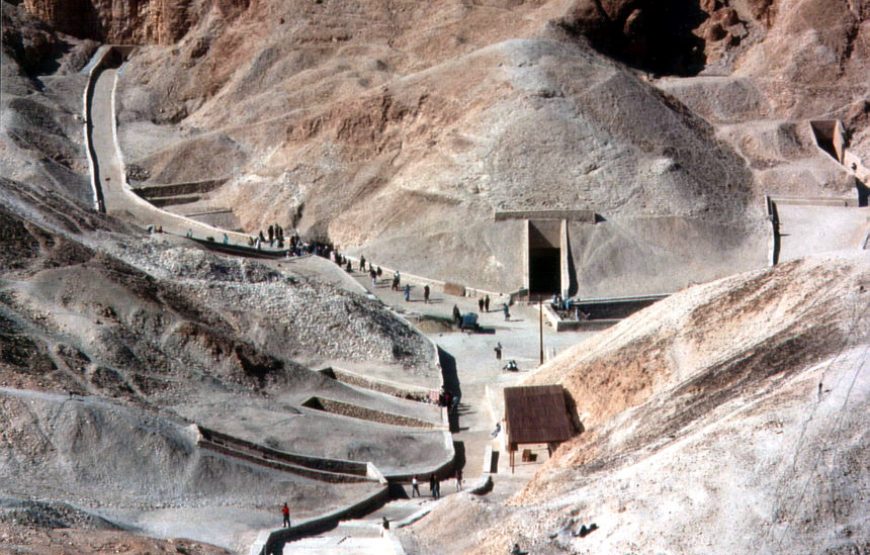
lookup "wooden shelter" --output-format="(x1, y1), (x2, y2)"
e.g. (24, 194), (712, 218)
(503, 385), (575, 472)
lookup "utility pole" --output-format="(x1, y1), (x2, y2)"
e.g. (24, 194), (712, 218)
(539, 297), (544, 365)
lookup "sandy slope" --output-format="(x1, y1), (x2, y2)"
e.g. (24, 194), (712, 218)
(404, 252), (869, 554)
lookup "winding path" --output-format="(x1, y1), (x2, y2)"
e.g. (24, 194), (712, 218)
(84, 50), (595, 555)
(88, 65), (264, 246)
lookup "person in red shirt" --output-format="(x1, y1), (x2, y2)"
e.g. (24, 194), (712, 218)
(282, 502), (290, 527)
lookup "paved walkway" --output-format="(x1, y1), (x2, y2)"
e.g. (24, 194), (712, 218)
(345, 270), (595, 480)
(89, 67), (275, 248)
(275, 269), (595, 554)
(88, 54), (597, 555)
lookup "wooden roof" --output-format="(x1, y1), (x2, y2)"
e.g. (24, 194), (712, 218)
(504, 385), (574, 446)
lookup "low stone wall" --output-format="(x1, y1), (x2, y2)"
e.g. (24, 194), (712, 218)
(250, 486), (392, 555)
(302, 396), (439, 429)
(201, 440), (370, 483)
(320, 367), (433, 403)
(184, 209), (240, 230)
(197, 425), (372, 478)
(341, 254), (509, 301)
(149, 195), (200, 207)
(768, 195), (856, 207)
(765, 195), (780, 266)
(539, 295), (666, 331)
(494, 209), (597, 222)
(189, 237), (289, 259)
(81, 45), (116, 212)
(133, 177), (228, 198)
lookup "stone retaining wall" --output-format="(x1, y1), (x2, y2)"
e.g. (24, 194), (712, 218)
(197, 425), (372, 477)
(301, 396), (439, 429)
(81, 45), (116, 212)
(133, 177), (228, 198)
(250, 486), (392, 555)
(201, 440), (370, 483)
(320, 367), (433, 403)
(494, 209), (597, 222)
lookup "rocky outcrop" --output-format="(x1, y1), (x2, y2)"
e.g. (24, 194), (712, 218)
(561, 0), (776, 75)
(21, 0), (248, 44)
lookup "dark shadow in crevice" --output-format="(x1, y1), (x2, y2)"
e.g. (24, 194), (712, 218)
(562, 0), (710, 77)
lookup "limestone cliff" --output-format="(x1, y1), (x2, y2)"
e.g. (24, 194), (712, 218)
(21, 0), (248, 44)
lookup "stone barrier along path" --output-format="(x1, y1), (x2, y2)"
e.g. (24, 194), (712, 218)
(85, 57), (264, 247)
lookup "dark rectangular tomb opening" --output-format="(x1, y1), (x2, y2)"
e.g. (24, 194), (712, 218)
(527, 221), (562, 296)
(529, 248), (560, 295)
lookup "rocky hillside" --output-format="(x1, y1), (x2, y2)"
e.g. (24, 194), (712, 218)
(17, 0), (862, 294)
(406, 252), (869, 554)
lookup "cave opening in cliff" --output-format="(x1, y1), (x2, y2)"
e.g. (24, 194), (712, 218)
(588, 0), (710, 77)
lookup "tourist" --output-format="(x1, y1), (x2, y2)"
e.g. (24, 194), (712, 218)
(360, 255), (366, 271)
(376, 266), (383, 277)
(502, 302), (510, 321)
(411, 475), (421, 498)
(429, 474), (437, 498)
(268, 225), (274, 245)
(423, 284), (430, 304)
(455, 468), (463, 491)
(404, 284), (411, 302)
(370, 268), (378, 287)
(453, 304), (461, 325)
(282, 502), (290, 527)
(494, 342), (502, 360)
(478, 298), (485, 312)
(484, 295), (490, 312)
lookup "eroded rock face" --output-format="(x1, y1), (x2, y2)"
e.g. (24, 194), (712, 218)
(562, 0), (777, 75)
(21, 0), (249, 44)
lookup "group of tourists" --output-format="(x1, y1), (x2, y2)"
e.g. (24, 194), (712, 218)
(248, 223), (294, 250)
(409, 468), (463, 499)
(476, 295), (492, 313)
